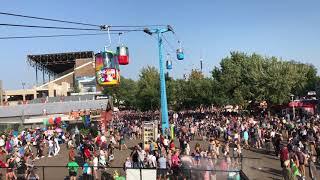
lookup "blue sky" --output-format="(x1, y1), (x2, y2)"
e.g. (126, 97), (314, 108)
(1, 0), (320, 89)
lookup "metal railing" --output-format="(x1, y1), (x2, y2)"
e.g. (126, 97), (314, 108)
(0, 165), (247, 180)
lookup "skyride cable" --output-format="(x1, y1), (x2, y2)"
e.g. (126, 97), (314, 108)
(0, 11), (167, 29)
(0, 32), (127, 40)
(0, 11), (101, 27)
(0, 23), (144, 31)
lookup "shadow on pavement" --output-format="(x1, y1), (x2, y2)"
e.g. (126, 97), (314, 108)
(250, 166), (282, 178)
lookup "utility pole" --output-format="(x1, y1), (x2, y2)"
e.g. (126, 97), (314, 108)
(200, 58), (203, 72)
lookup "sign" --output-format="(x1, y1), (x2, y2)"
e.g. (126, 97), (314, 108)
(143, 121), (158, 149)
(95, 95), (109, 100)
(96, 68), (120, 86)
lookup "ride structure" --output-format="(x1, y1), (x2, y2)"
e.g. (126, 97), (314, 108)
(96, 25), (184, 135)
(143, 26), (183, 134)
(0, 11), (184, 135)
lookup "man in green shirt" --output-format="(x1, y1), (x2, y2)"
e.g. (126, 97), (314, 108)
(67, 161), (79, 180)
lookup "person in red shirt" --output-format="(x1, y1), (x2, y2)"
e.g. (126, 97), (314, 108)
(280, 145), (289, 168)
(169, 140), (175, 151)
(171, 150), (181, 179)
(84, 146), (91, 161)
(69, 146), (75, 161)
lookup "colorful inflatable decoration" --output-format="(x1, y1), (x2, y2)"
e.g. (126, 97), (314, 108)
(43, 119), (49, 126)
(55, 128), (63, 133)
(95, 49), (120, 86)
(48, 117), (54, 125)
(55, 117), (62, 125)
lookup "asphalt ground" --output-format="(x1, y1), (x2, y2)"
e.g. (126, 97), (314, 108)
(27, 136), (319, 180)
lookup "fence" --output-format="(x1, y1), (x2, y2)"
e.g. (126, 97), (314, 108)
(0, 166), (247, 180)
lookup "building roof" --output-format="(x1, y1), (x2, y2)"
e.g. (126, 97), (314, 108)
(0, 99), (108, 118)
(27, 51), (94, 74)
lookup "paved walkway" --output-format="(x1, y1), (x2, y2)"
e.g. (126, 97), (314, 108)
(33, 138), (318, 179)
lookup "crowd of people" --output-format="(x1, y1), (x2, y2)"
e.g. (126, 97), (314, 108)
(0, 109), (318, 180)
(0, 126), (65, 180)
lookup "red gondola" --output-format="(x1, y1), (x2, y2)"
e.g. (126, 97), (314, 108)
(117, 45), (129, 65)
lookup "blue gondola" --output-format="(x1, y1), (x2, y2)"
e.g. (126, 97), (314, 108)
(166, 60), (172, 70)
(176, 48), (184, 60)
(176, 41), (184, 60)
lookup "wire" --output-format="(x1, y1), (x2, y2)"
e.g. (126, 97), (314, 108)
(0, 32), (124, 40)
(0, 23), (101, 31)
(0, 11), (100, 27)
(0, 23), (145, 31)
(162, 35), (176, 53)
(0, 11), (167, 29)
(111, 25), (167, 28)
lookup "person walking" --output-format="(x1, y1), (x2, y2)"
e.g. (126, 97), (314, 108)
(67, 160), (79, 180)
(48, 137), (54, 157)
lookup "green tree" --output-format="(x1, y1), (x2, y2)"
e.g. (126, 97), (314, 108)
(212, 52), (317, 107)
(136, 66), (160, 111)
(103, 76), (138, 108)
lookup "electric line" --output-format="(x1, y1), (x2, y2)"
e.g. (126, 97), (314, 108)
(0, 11), (101, 27)
(0, 32), (126, 40)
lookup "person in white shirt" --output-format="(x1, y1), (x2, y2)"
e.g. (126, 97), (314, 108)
(147, 154), (157, 168)
(163, 138), (169, 150)
(93, 153), (98, 178)
(185, 143), (190, 156)
(138, 148), (146, 168)
(54, 136), (60, 156)
(124, 157), (132, 170)
(48, 138), (54, 157)
(101, 135), (106, 143)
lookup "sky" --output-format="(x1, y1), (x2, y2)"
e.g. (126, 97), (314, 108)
(1, 0), (320, 89)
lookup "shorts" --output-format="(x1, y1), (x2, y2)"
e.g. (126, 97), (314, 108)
(157, 169), (167, 176)
(69, 171), (77, 177)
(172, 167), (180, 175)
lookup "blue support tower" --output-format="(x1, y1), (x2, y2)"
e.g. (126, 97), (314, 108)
(145, 27), (171, 135)
(157, 29), (169, 135)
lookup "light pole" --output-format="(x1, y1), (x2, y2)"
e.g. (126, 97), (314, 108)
(144, 26), (173, 135)
(290, 94), (295, 119)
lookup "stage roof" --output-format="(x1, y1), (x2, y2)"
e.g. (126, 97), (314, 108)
(27, 51), (94, 74)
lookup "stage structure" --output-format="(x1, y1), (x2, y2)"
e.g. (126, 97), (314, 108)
(27, 51), (94, 85)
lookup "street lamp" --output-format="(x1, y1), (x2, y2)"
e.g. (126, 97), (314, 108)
(290, 94), (295, 119)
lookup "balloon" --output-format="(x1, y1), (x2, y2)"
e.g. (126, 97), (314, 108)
(43, 119), (49, 126)
(55, 117), (62, 124)
(48, 117), (54, 125)
(55, 128), (62, 133)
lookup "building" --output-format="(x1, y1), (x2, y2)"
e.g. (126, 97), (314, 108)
(1, 51), (103, 105)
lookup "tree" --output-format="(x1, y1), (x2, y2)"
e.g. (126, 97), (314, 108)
(212, 52), (318, 107)
(103, 76), (138, 108)
(136, 66), (160, 111)
(173, 70), (213, 110)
